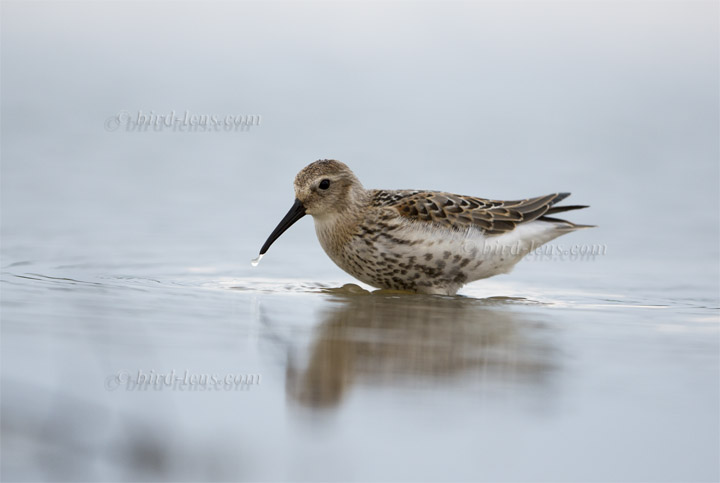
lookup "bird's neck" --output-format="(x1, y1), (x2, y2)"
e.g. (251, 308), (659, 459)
(313, 188), (371, 258)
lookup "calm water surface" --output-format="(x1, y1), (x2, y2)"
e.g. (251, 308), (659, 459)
(2, 244), (718, 481)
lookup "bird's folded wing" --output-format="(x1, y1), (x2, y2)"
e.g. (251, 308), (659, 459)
(373, 190), (575, 235)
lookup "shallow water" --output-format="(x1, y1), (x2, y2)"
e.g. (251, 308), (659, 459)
(2, 2), (719, 482)
(2, 250), (718, 481)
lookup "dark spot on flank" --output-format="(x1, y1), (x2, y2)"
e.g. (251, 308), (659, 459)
(424, 253), (433, 261)
(460, 258), (470, 268)
(443, 251), (451, 260)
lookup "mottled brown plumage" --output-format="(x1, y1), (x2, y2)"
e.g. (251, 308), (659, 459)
(373, 190), (588, 234)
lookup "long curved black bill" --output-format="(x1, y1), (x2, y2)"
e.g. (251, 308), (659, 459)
(258, 198), (307, 255)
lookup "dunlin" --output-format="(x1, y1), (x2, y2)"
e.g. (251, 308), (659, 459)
(255, 159), (592, 295)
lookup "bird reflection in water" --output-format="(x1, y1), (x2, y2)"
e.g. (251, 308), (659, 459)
(270, 286), (557, 409)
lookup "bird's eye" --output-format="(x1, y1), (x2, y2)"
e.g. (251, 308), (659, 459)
(319, 179), (330, 190)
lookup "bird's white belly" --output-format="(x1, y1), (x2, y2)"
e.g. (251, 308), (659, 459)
(367, 221), (567, 284)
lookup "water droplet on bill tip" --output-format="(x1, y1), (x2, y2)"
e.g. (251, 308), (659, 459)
(250, 254), (264, 267)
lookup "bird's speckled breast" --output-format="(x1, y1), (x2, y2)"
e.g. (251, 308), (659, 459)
(315, 212), (478, 295)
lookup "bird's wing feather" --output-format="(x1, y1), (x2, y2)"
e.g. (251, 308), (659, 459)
(371, 190), (577, 235)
